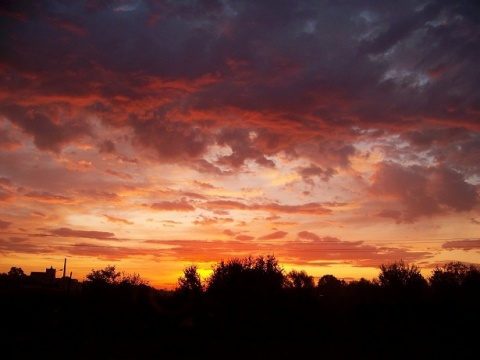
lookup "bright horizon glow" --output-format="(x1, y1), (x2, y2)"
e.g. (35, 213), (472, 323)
(1, 1), (479, 290)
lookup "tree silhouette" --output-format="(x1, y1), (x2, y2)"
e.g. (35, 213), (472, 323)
(317, 274), (346, 297)
(119, 271), (149, 286)
(285, 270), (315, 290)
(176, 265), (203, 296)
(0, 267), (28, 289)
(85, 265), (121, 285)
(204, 255), (286, 343)
(378, 259), (427, 294)
(2, 257), (480, 358)
(206, 254), (285, 297)
(430, 262), (480, 300)
(429, 261), (478, 287)
(429, 261), (471, 291)
(463, 264), (480, 292)
(345, 277), (379, 302)
(7, 267), (26, 278)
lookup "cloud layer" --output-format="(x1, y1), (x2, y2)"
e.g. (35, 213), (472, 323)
(0, 0), (479, 288)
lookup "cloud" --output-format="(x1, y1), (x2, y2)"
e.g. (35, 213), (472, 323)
(369, 162), (479, 222)
(105, 169), (133, 180)
(442, 239), (480, 251)
(1, 1), (478, 173)
(30, 211), (48, 218)
(139, 231), (432, 269)
(131, 118), (213, 163)
(0, 105), (92, 153)
(298, 163), (337, 185)
(0, 122), (22, 150)
(202, 200), (331, 215)
(143, 239), (262, 263)
(0, 186), (14, 201)
(236, 235), (255, 241)
(24, 191), (75, 204)
(192, 216), (233, 226)
(150, 199), (196, 212)
(78, 190), (121, 202)
(49, 227), (117, 240)
(258, 231), (288, 241)
(257, 202), (331, 215)
(103, 214), (134, 225)
(283, 232), (432, 267)
(46, 15), (88, 36)
(429, 166), (478, 211)
(297, 231), (321, 242)
(223, 229), (236, 237)
(98, 140), (116, 154)
(0, 220), (12, 229)
(0, 237), (56, 255)
(113, 0), (142, 13)
(58, 242), (163, 262)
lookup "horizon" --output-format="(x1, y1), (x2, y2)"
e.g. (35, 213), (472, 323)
(1, 1), (479, 290)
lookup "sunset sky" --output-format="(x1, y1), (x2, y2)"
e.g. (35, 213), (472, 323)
(1, 0), (479, 289)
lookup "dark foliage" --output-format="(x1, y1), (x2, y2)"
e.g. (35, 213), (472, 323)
(1, 258), (479, 359)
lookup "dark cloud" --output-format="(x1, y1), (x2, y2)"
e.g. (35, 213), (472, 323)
(0, 0), (478, 170)
(150, 199), (196, 212)
(0, 123), (22, 150)
(98, 139), (116, 154)
(131, 117), (213, 163)
(202, 200), (331, 215)
(429, 166), (478, 212)
(0, 220), (12, 229)
(236, 234), (255, 241)
(0, 105), (91, 153)
(78, 189), (121, 202)
(49, 227), (117, 240)
(24, 191), (74, 203)
(258, 231), (288, 241)
(216, 127), (275, 169)
(443, 239), (480, 251)
(105, 169), (133, 180)
(298, 163), (337, 185)
(370, 162), (479, 223)
(0, 186), (14, 201)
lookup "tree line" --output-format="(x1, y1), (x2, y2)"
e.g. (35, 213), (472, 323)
(175, 255), (480, 297)
(3, 255), (479, 295)
(1, 256), (479, 359)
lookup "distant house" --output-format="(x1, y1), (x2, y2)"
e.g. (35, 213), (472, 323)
(30, 266), (57, 286)
(29, 265), (81, 293)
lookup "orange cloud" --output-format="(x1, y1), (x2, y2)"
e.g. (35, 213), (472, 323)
(49, 227), (117, 241)
(150, 199), (196, 212)
(103, 214), (134, 225)
(442, 239), (480, 251)
(24, 191), (75, 204)
(0, 220), (12, 229)
(258, 231), (288, 240)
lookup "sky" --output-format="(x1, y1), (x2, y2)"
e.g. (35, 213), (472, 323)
(0, 0), (479, 289)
